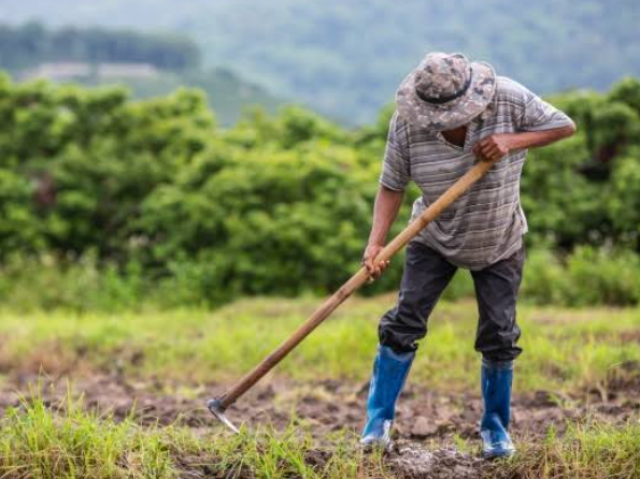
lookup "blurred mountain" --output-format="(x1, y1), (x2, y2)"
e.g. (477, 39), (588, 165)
(86, 68), (283, 126)
(0, 22), (283, 125)
(2, 0), (639, 123)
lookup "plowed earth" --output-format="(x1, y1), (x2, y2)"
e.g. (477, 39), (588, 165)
(1, 362), (639, 479)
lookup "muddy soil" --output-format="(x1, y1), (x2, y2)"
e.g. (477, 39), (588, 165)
(0, 366), (638, 479)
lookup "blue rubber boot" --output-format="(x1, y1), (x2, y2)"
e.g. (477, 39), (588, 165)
(480, 359), (516, 459)
(361, 345), (415, 448)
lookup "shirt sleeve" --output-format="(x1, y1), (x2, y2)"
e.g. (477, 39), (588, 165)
(379, 112), (411, 191)
(517, 85), (575, 132)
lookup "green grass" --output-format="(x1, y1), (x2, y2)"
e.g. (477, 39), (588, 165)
(0, 393), (179, 478)
(0, 388), (383, 479)
(502, 422), (640, 479)
(0, 297), (639, 393)
(212, 427), (385, 479)
(1, 389), (640, 479)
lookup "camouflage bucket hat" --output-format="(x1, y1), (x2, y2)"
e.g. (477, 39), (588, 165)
(396, 52), (497, 131)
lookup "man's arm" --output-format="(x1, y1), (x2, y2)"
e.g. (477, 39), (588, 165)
(473, 125), (576, 162)
(362, 185), (405, 278)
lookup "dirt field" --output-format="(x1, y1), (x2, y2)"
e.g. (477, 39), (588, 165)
(0, 301), (639, 478)
(2, 363), (638, 479)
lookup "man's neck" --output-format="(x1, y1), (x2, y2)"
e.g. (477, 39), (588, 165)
(441, 126), (467, 148)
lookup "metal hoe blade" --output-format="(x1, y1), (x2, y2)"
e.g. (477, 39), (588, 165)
(207, 398), (240, 434)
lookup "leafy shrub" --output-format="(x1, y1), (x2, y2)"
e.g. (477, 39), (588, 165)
(0, 75), (640, 308)
(0, 254), (147, 312)
(522, 247), (640, 306)
(564, 246), (640, 306)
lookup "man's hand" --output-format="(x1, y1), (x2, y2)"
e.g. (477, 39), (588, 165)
(364, 185), (404, 282)
(362, 243), (390, 281)
(473, 125), (576, 162)
(473, 134), (516, 162)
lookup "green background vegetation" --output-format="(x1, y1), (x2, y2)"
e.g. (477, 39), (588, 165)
(1, 75), (640, 309)
(2, 0), (639, 122)
(0, 22), (284, 125)
(77, 66), (283, 126)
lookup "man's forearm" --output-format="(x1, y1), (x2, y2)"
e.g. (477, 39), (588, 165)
(474, 124), (576, 161)
(510, 125), (576, 150)
(368, 185), (405, 246)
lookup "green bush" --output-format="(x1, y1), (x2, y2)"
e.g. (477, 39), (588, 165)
(3, 246), (639, 311)
(522, 247), (640, 306)
(1, 74), (640, 308)
(564, 246), (640, 306)
(520, 248), (572, 305)
(0, 254), (142, 312)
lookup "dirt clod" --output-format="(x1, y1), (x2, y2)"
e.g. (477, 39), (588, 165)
(389, 445), (484, 479)
(411, 416), (438, 438)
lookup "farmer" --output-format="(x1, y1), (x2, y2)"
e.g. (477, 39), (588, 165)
(361, 52), (576, 458)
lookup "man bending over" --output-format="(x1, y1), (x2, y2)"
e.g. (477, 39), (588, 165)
(361, 52), (575, 458)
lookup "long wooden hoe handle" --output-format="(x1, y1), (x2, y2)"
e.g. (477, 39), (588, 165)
(215, 157), (498, 411)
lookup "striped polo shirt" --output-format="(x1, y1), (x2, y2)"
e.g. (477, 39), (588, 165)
(380, 76), (575, 270)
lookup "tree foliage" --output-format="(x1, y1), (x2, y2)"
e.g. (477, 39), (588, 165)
(1, 74), (640, 305)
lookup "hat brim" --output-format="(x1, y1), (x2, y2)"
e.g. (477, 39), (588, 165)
(396, 61), (497, 131)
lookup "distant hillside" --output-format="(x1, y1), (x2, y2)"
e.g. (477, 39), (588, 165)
(0, 22), (199, 71)
(1, 0), (639, 124)
(0, 22), (284, 125)
(7, 64), (282, 126)
(81, 68), (284, 126)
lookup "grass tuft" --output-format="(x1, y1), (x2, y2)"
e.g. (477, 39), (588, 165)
(502, 422), (640, 479)
(0, 390), (177, 479)
(210, 423), (385, 479)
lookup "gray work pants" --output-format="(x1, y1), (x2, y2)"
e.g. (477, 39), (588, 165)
(379, 241), (525, 362)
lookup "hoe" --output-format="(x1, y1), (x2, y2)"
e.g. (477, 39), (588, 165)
(208, 156), (499, 433)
